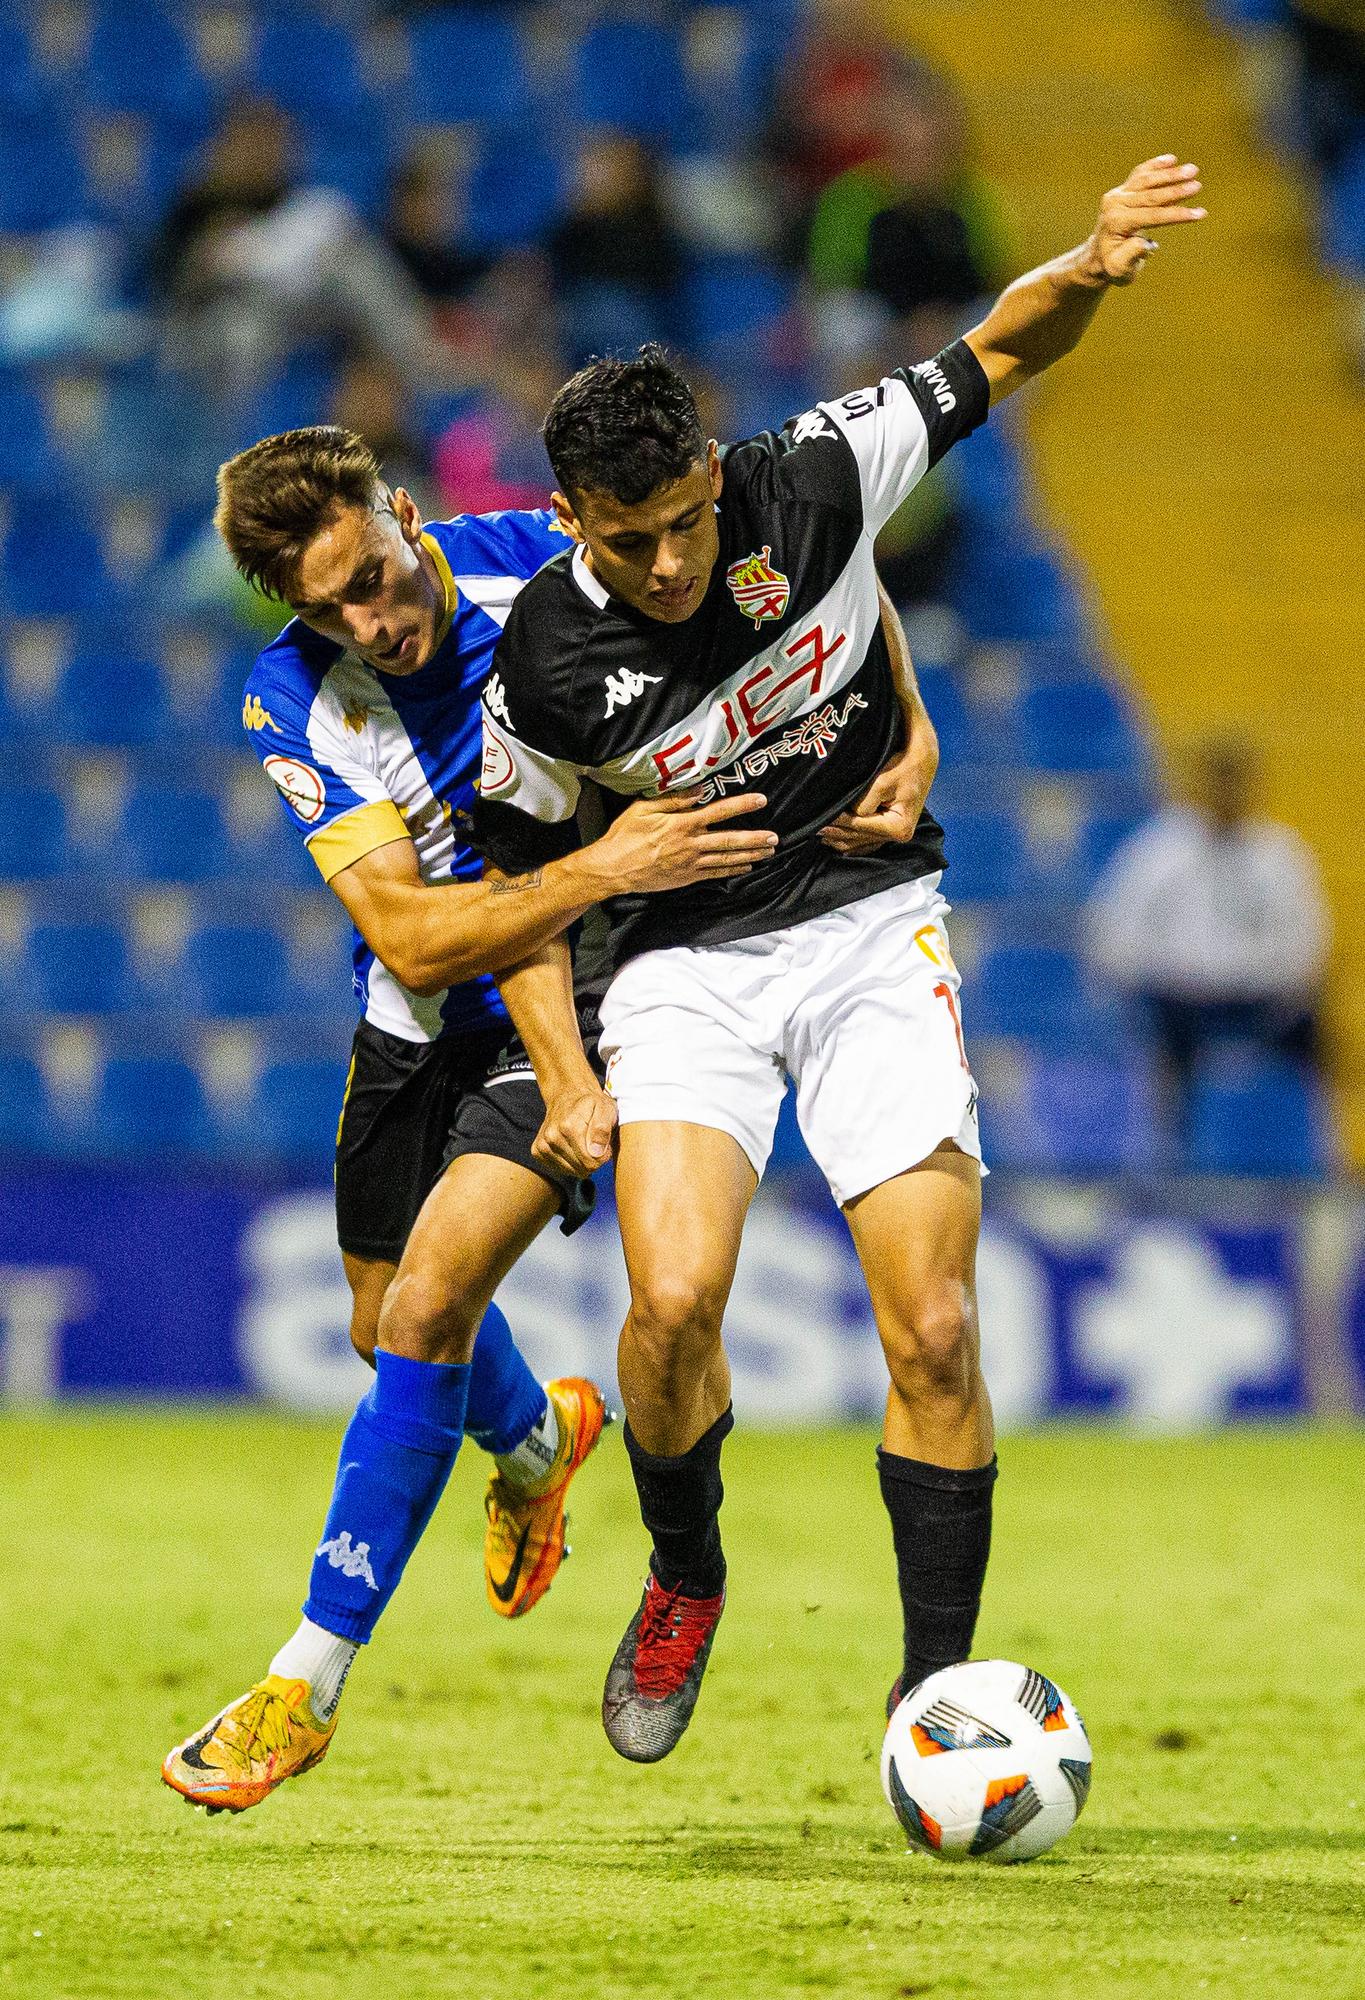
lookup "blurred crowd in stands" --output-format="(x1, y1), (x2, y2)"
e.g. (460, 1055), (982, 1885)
(0, 1), (1337, 1178)
(1213, 0), (1365, 373)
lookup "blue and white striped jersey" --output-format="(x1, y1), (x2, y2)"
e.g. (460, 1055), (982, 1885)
(242, 509), (567, 1042)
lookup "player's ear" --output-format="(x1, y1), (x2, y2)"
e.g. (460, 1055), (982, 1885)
(706, 441), (723, 500)
(550, 490), (585, 544)
(390, 486), (423, 543)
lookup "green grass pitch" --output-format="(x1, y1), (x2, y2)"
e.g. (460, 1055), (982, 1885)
(2, 1413), (1363, 1999)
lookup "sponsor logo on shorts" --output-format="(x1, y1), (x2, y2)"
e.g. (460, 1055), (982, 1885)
(263, 754), (326, 823)
(725, 546), (790, 629)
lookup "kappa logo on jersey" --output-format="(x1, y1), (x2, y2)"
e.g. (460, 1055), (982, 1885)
(241, 694), (280, 734)
(604, 667), (662, 718)
(726, 546), (791, 629)
(262, 754), (326, 824)
(484, 672), (513, 729)
(914, 358), (957, 414)
(790, 408), (837, 446)
(315, 1530), (378, 1590)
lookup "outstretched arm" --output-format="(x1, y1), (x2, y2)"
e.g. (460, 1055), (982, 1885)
(965, 155), (1207, 404)
(331, 789), (777, 995)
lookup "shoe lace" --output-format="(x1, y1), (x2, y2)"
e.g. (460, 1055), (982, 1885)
(221, 1685), (300, 1772)
(633, 1582), (714, 1701)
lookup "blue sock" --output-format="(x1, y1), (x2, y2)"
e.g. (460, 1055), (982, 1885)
(464, 1303), (547, 1455)
(304, 1349), (470, 1644)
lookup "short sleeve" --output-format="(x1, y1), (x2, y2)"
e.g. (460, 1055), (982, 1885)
(782, 337), (990, 536)
(242, 663), (407, 884)
(473, 674), (585, 873)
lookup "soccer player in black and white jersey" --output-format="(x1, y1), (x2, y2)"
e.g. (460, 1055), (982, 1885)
(475, 159), (1207, 1761)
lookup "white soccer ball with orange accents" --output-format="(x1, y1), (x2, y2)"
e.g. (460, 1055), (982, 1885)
(881, 1660), (1092, 1863)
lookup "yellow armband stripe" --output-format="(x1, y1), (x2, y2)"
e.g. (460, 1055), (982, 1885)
(306, 799), (411, 882)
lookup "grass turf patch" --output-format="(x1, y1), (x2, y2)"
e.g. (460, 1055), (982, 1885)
(2, 1415), (1362, 1999)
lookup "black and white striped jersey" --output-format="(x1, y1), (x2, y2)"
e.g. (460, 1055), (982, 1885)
(474, 337), (990, 966)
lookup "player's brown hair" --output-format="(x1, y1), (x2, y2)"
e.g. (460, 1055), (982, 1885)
(214, 425), (384, 601)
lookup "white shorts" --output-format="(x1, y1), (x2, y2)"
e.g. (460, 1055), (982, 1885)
(598, 875), (983, 1208)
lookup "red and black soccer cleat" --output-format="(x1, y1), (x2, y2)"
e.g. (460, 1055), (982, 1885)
(601, 1574), (725, 1763)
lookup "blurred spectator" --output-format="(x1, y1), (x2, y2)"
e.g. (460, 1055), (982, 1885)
(433, 345), (562, 516)
(1287, 0), (1365, 174)
(763, 7), (900, 260)
(383, 142), (495, 318)
(151, 98), (439, 395)
(332, 351), (439, 518)
(1086, 730), (1330, 1142)
(544, 133), (686, 363)
(805, 56), (1007, 349)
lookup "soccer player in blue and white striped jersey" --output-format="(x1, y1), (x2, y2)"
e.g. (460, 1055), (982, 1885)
(162, 426), (775, 1812)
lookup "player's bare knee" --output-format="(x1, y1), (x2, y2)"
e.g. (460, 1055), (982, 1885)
(627, 1271), (727, 1384)
(377, 1263), (481, 1365)
(884, 1285), (977, 1405)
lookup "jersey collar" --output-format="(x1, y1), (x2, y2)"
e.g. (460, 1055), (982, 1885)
(420, 530), (458, 648)
(571, 541), (611, 610)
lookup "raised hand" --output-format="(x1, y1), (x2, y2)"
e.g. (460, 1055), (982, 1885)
(1081, 156), (1207, 287)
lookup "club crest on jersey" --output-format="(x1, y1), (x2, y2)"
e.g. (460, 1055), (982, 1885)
(726, 546), (790, 629)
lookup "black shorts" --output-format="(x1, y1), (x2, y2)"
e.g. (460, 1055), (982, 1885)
(334, 1015), (598, 1263)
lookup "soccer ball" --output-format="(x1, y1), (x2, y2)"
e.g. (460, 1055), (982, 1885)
(881, 1659), (1092, 1863)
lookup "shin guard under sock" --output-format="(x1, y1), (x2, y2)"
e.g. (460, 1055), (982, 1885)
(877, 1449), (997, 1690)
(303, 1350), (470, 1644)
(624, 1406), (734, 1599)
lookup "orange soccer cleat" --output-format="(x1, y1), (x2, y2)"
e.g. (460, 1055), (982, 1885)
(161, 1675), (336, 1814)
(483, 1377), (612, 1619)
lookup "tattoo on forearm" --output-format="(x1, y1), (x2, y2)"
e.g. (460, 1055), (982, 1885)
(489, 868), (544, 896)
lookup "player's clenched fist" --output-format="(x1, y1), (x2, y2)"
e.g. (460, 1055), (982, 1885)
(1080, 156), (1207, 287)
(534, 1082), (619, 1176)
(597, 788), (778, 894)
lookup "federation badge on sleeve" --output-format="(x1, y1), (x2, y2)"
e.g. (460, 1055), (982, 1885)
(726, 546), (790, 629)
(262, 754), (326, 824)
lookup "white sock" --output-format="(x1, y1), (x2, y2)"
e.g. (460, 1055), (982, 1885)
(269, 1618), (359, 1723)
(494, 1391), (560, 1488)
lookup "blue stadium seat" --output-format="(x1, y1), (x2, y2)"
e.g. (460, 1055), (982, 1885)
(28, 920), (140, 1015)
(941, 808), (1029, 903)
(1075, 809), (1146, 891)
(1324, 144), (1365, 275)
(1187, 1059), (1330, 1179)
(122, 787), (233, 884)
(248, 1058), (345, 1165)
(1026, 1054), (1160, 1175)
(184, 922), (293, 1018)
(251, 12), (372, 119)
(1017, 680), (1146, 777)
(59, 651), (170, 749)
(972, 942), (1092, 1047)
(686, 259), (795, 360)
(0, 19), (43, 116)
(0, 375), (66, 488)
(947, 543), (1083, 644)
(916, 664), (981, 769)
(466, 134), (564, 248)
(3, 500), (117, 617)
(404, 9), (534, 125)
(0, 1052), (50, 1152)
(85, 3), (214, 126)
(570, 19), (700, 148)
(89, 1054), (214, 1158)
(0, 786), (73, 878)
(0, 116), (89, 232)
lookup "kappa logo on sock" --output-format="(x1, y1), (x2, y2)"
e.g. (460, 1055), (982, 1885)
(315, 1530), (379, 1590)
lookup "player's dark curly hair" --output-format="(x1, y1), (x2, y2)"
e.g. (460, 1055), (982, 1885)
(215, 425), (384, 600)
(542, 345), (706, 506)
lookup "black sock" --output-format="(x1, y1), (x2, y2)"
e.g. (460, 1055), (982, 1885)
(877, 1449), (997, 1690)
(623, 1406), (734, 1599)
